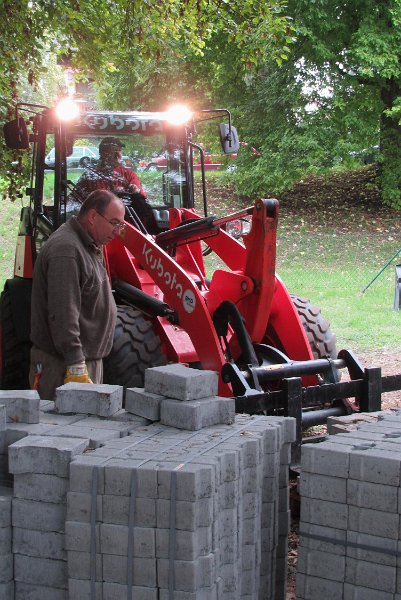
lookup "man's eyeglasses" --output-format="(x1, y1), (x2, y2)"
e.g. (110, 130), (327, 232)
(96, 211), (125, 231)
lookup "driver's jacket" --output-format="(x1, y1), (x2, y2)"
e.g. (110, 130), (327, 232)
(70, 164), (147, 204)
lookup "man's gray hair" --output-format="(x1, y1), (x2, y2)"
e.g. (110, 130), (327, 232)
(78, 189), (121, 216)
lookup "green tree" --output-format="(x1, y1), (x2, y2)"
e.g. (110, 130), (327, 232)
(0, 0), (292, 198)
(226, 0), (401, 205)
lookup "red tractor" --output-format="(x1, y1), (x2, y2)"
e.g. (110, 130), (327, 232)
(1, 100), (395, 456)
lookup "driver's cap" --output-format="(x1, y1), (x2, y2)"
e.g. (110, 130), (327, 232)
(99, 137), (125, 154)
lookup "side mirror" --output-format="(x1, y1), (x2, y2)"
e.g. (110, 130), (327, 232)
(3, 117), (30, 149)
(219, 124), (240, 154)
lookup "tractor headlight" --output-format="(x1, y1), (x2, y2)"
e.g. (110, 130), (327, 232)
(165, 105), (192, 125)
(55, 98), (80, 121)
(226, 218), (251, 239)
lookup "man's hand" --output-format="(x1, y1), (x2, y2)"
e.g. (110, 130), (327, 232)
(128, 184), (141, 194)
(64, 362), (93, 384)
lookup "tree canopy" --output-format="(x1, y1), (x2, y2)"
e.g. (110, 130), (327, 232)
(226, 0), (401, 205)
(3, 1), (401, 206)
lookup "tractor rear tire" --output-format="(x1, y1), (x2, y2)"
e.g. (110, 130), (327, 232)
(0, 288), (31, 390)
(290, 294), (337, 360)
(103, 305), (166, 389)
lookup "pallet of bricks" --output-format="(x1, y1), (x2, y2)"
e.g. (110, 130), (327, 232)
(297, 409), (401, 600)
(0, 363), (295, 600)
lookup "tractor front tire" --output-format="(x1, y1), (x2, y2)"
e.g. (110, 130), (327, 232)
(0, 288), (31, 390)
(103, 305), (166, 389)
(290, 294), (337, 361)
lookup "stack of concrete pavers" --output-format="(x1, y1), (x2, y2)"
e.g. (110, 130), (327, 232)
(66, 413), (295, 600)
(297, 408), (401, 600)
(125, 364), (236, 429)
(0, 365), (296, 600)
(9, 435), (90, 599)
(0, 485), (13, 600)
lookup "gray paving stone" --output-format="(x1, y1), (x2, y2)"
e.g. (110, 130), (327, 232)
(41, 423), (122, 448)
(6, 422), (58, 445)
(14, 582), (67, 600)
(145, 364), (218, 401)
(12, 498), (66, 533)
(0, 582), (13, 600)
(0, 526), (11, 554)
(158, 587), (218, 600)
(347, 531), (397, 567)
(102, 494), (156, 527)
(67, 550), (102, 580)
(100, 523), (155, 557)
(13, 473), (69, 503)
(0, 553), (12, 582)
(104, 461), (158, 497)
(69, 456), (106, 494)
(66, 491), (103, 523)
(300, 497), (348, 530)
(13, 527), (66, 560)
(155, 526), (213, 560)
(55, 383), (123, 416)
(107, 409), (150, 426)
(345, 555), (396, 593)
(8, 435), (89, 476)
(125, 387), (165, 421)
(297, 547), (345, 582)
(103, 582), (158, 600)
(348, 505), (399, 539)
(160, 397), (235, 430)
(296, 572), (344, 600)
(300, 471), (347, 503)
(156, 554), (216, 591)
(64, 521), (101, 552)
(347, 478), (398, 512)
(39, 411), (87, 426)
(301, 441), (353, 478)
(298, 522), (347, 556)
(157, 463), (215, 500)
(349, 446), (401, 486)
(0, 389), (40, 423)
(0, 487), (12, 527)
(68, 578), (102, 599)
(102, 554), (157, 586)
(14, 554), (68, 588)
(343, 582), (394, 600)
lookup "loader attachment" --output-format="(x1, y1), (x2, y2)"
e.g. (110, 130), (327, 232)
(223, 347), (401, 467)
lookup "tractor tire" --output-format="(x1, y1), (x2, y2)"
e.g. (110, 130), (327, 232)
(0, 288), (31, 390)
(290, 294), (337, 360)
(103, 305), (166, 389)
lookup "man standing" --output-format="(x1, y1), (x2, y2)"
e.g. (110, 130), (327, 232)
(70, 137), (147, 204)
(29, 190), (125, 399)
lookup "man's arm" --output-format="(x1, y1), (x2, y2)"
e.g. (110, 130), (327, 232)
(46, 255), (85, 365)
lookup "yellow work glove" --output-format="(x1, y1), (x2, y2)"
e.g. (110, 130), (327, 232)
(64, 362), (93, 384)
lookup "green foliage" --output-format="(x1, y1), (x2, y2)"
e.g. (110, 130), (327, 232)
(209, 0), (401, 205)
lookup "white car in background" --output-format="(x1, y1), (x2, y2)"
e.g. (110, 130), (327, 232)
(45, 146), (99, 168)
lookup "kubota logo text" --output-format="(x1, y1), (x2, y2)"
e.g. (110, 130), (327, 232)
(142, 243), (196, 313)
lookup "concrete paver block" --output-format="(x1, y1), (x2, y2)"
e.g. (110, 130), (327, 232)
(12, 498), (66, 532)
(145, 364), (218, 401)
(125, 387), (164, 421)
(13, 473), (69, 503)
(0, 390), (40, 424)
(8, 435), (89, 477)
(55, 383), (123, 417)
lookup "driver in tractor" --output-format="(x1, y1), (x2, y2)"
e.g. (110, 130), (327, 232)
(69, 136), (147, 207)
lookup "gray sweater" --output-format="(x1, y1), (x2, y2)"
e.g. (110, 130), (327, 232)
(31, 217), (116, 365)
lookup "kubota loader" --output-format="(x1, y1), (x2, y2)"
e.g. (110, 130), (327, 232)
(2, 100), (401, 459)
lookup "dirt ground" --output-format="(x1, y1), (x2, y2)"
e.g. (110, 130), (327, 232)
(286, 348), (401, 600)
